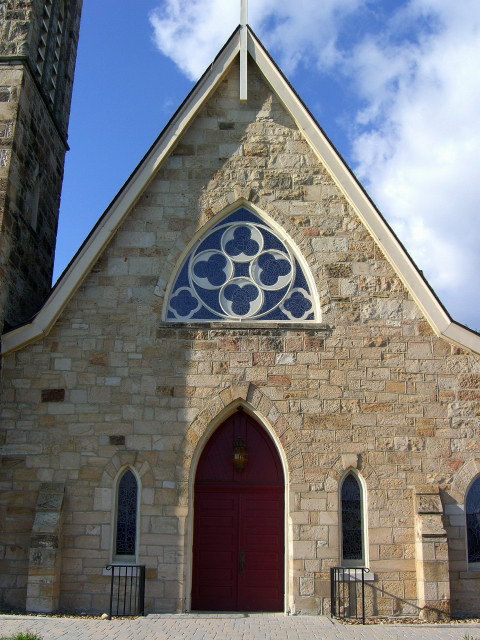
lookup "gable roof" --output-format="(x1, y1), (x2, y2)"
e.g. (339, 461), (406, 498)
(2, 26), (480, 356)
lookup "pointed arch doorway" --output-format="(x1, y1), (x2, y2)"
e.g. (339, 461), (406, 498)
(191, 410), (285, 611)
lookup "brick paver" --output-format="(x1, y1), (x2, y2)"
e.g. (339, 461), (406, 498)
(1, 614), (480, 640)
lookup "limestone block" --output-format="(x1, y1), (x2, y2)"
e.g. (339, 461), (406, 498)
(293, 541), (316, 559)
(417, 494), (443, 514)
(369, 528), (393, 544)
(116, 231), (155, 248)
(299, 576), (314, 596)
(107, 258), (129, 276)
(422, 561), (449, 583)
(93, 488), (112, 511)
(290, 511), (309, 525)
(371, 559), (415, 571)
(28, 546), (57, 569)
(420, 515), (447, 538)
(26, 596), (58, 614)
(32, 512), (61, 534)
(341, 453), (359, 469)
(54, 358), (71, 371)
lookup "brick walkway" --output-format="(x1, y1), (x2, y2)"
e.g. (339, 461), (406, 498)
(1, 614), (480, 640)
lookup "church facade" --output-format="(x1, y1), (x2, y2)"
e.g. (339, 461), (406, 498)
(1, 2), (480, 619)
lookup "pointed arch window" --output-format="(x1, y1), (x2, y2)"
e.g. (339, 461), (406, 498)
(115, 469), (138, 559)
(467, 476), (480, 564)
(341, 473), (365, 565)
(165, 207), (318, 322)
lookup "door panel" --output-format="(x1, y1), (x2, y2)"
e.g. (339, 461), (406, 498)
(192, 492), (238, 611)
(192, 411), (284, 612)
(238, 491), (284, 611)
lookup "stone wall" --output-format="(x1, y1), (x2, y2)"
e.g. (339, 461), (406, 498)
(0, 64), (65, 328)
(1, 59), (480, 616)
(0, 0), (82, 330)
(0, 1), (35, 59)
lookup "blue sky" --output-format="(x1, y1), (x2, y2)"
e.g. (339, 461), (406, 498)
(56, 0), (480, 329)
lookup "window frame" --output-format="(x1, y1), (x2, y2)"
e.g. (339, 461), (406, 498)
(339, 470), (368, 568)
(111, 466), (141, 564)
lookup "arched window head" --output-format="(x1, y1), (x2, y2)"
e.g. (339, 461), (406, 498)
(467, 477), (480, 564)
(165, 207), (318, 322)
(341, 473), (364, 565)
(115, 469), (138, 559)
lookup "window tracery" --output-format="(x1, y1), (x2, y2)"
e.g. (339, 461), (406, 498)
(166, 208), (316, 322)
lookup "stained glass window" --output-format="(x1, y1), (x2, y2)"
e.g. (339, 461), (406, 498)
(166, 208), (316, 322)
(116, 470), (138, 557)
(341, 474), (363, 562)
(467, 477), (480, 563)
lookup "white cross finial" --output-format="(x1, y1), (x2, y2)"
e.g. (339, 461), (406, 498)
(240, 0), (248, 102)
(241, 0), (248, 27)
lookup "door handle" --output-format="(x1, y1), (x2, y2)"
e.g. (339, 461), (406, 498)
(239, 551), (245, 574)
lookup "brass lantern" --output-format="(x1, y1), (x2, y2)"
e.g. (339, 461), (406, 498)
(232, 437), (248, 472)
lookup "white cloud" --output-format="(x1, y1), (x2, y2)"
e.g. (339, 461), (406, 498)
(149, 1), (239, 81)
(349, 0), (480, 326)
(149, 0), (365, 80)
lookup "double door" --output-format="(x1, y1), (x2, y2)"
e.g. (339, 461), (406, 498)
(192, 486), (284, 611)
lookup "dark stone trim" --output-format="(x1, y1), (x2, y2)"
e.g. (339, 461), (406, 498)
(157, 322), (333, 337)
(41, 388), (65, 402)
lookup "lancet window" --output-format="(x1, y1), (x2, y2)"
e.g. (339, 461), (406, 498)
(341, 473), (364, 565)
(115, 469), (138, 558)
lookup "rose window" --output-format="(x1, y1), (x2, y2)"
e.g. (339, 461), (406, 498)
(166, 208), (316, 321)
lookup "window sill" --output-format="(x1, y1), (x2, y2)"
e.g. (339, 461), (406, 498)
(338, 567), (375, 581)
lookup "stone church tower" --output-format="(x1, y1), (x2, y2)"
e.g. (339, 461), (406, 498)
(0, 0), (82, 332)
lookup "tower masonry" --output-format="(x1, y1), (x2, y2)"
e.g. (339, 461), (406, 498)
(0, 0), (82, 331)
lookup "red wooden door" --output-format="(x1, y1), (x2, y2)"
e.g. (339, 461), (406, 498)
(192, 412), (284, 611)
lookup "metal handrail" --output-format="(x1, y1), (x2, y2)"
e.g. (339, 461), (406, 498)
(105, 564), (145, 618)
(330, 566), (369, 624)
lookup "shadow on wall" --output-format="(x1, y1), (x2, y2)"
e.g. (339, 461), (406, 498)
(330, 573), (451, 622)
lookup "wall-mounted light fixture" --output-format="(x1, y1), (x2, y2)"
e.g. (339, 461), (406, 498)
(232, 437), (248, 472)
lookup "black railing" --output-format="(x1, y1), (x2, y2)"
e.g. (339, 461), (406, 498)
(330, 566), (369, 624)
(106, 564), (145, 618)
